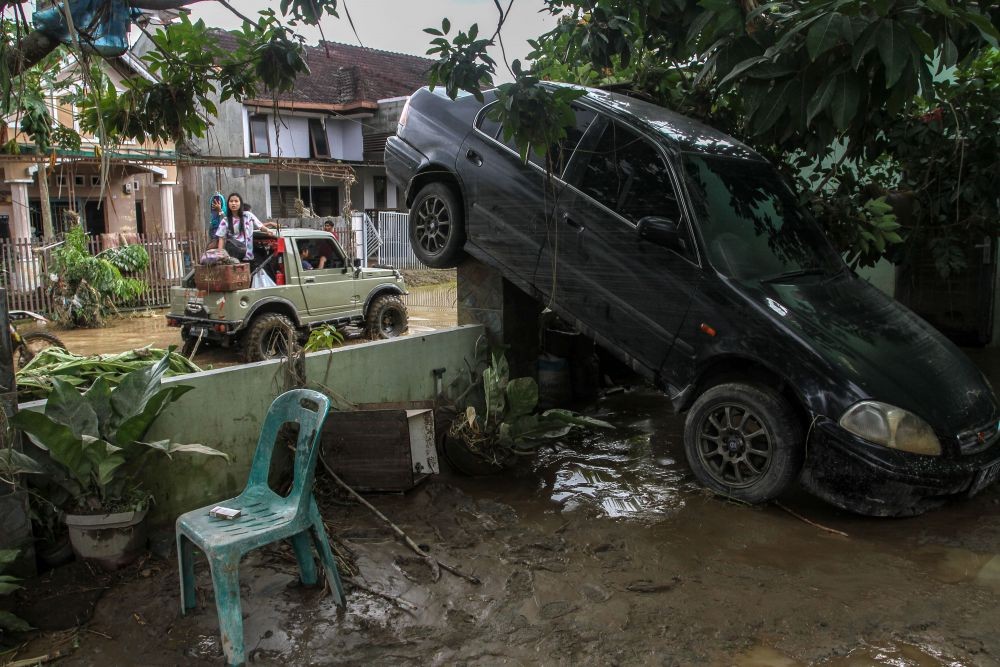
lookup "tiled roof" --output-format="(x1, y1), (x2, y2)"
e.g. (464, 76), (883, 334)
(211, 30), (432, 110)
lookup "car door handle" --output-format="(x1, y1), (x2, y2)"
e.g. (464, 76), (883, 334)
(304, 277), (315, 284)
(466, 149), (483, 167)
(564, 215), (585, 232)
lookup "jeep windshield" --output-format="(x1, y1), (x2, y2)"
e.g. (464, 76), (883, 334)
(682, 153), (843, 282)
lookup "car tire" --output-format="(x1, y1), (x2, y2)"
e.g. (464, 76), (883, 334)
(409, 182), (466, 268)
(683, 382), (804, 504)
(242, 313), (296, 362)
(365, 294), (409, 339)
(16, 332), (65, 371)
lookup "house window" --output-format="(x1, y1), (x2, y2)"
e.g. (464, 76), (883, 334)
(74, 175), (85, 187)
(249, 114), (270, 155)
(309, 118), (330, 158)
(90, 175), (101, 187)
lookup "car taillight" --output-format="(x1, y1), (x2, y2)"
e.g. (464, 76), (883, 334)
(397, 95), (411, 132)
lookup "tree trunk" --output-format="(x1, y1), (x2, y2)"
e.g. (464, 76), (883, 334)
(38, 164), (55, 239)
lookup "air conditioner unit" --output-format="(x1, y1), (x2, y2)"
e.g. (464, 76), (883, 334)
(123, 182), (133, 194)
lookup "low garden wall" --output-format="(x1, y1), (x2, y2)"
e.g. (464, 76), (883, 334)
(20, 325), (484, 524)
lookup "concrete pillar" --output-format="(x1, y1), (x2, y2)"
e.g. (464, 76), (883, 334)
(362, 172), (374, 209)
(456, 257), (542, 380)
(5, 180), (39, 291)
(159, 182), (182, 279)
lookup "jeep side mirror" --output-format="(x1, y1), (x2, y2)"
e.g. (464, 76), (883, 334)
(353, 258), (362, 268)
(637, 216), (685, 252)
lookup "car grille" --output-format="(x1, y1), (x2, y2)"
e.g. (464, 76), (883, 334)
(958, 419), (1000, 456)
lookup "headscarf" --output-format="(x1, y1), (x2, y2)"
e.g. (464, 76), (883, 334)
(209, 192), (228, 236)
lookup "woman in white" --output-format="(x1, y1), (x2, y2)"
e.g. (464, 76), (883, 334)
(214, 192), (273, 261)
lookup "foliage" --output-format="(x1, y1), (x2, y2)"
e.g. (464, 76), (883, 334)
(303, 325), (345, 353)
(48, 224), (149, 327)
(449, 349), (613, 467)
(0, 550), (31, 635)
(16, 346), (201, 402)
(6, 354), (228, 514)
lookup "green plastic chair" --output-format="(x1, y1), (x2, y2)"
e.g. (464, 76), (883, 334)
(175, 389), (345, 666)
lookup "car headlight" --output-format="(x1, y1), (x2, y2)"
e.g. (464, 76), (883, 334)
(839, 401), (941, 456)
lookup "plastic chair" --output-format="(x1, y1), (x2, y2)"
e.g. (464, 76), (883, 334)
(175, 389), (345, 667)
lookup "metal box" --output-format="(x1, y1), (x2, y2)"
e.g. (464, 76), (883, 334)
(321, 403), (438, 492)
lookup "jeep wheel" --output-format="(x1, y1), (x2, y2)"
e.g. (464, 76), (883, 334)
(366, 294), (408, 339)
(409, 182), (466, 268)
(683, 382), (804, 504)
(242, 313), (296, 362)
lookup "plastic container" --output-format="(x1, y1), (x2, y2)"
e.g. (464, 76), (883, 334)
(537, 354), (572, 409)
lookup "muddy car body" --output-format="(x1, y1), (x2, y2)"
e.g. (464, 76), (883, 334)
(386, 84), (1000, 515)
(167, 228), (408, 361)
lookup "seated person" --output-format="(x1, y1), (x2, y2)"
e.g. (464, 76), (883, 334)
(315, 239), (343, 269)
(300, 244), (316, 270)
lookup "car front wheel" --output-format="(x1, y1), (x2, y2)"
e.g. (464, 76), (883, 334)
(409, 182), (466, 268)
(683, 382), (804, 504)
(365, 294), (409, 339)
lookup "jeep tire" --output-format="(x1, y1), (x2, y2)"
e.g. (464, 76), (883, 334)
(683, 382), (804, 504)
(242, 313), (296, 362)
(365, 294), (408, 339)
(409, 182), (466, 268)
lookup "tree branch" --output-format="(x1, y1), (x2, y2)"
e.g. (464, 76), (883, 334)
(126, 0), (210, 10)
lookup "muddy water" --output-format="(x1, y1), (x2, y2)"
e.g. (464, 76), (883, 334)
(37, 384), (1000, 666)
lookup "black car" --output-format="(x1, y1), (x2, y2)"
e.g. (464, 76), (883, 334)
(385, 84), (1000, 516)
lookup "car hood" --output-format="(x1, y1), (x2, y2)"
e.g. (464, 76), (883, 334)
(735, 274), (997, 434)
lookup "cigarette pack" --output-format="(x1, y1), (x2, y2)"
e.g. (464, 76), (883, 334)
(209, 506), (242, 520)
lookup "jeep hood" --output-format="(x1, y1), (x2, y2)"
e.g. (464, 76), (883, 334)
(736, 275), (998, 434)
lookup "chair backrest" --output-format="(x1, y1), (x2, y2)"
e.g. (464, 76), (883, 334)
(245, 389), (331, 510)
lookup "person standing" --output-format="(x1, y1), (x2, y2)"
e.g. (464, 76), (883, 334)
(208, 192), (227, 237)
(214, 192), (273, 261)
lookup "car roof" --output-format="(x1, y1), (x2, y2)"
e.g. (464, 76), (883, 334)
(543, 82), (763, 161)
(274, 228), (335, 238)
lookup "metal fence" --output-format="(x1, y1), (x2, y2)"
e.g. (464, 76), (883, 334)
(377, 211), (422, 270)
(1, 231), (213, 315)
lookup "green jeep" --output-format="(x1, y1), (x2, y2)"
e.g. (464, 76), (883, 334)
(167, 228), (408, 361)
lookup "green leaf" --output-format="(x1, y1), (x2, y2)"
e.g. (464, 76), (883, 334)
(0, 550), (19, 567)
(750, 78), (793, 136)
(806, 13), (848, 61)
(830, 72), (861, 129)
(110, 354), (172, 423)
(96, 454), (127, 487)
(0, 610), (32, 632)
(877, 21), (911, 88)
(0, 448), (46, 475)
(113, 386), (192, 449)
(851, 22), (880, 70)
(806, 76), (837, 126)
(482, 367), (504, 422)
(45, 378), (99, 440)
(505, 377), (539, 419)
(541, 409), (615, 431)
(11, 411), (90, 486)
(84, 377), (114, 437)
(138, 441), (229, 461)
(963, 11), (999, 46)
(717, 55), (769, 88)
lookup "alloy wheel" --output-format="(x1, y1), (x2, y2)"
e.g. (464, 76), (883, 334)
(414, 195), (451, 255)
(696, 403), (774, 489)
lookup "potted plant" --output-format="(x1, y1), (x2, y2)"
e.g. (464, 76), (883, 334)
(445, 350), (613, 475)
(7, 355), (228, 569)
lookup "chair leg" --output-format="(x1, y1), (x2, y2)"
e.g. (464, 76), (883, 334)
(209, 556), (245, 667)
(290, 532), (318, 586)
(312, 517), (345, 607)
(177, 532), (196, 614)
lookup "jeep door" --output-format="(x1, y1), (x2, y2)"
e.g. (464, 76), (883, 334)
(293, 236), (358, 318)
(555, 116), (703, 384)
(456, 102), (598, 285)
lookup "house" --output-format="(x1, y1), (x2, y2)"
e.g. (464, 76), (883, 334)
(154, 31), (433, 233)
(0, 51), (185, 242)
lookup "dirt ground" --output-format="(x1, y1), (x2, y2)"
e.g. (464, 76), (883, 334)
(10, 385), (1000, 666)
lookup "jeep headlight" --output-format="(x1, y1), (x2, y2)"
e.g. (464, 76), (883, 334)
(839, 401), (941, 456)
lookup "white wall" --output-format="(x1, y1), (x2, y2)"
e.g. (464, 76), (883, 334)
(328, 120), (363, 161)
(269, 115), (311, 159)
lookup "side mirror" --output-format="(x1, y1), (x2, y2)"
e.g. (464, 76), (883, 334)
(637, 216), (685, 252)
(353, 258), (362, 268)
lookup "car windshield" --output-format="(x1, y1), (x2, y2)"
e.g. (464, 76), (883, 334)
(682, 153), (843, 281)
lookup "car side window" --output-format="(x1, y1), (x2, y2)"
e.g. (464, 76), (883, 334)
(577, 121), (682, 225)
(476, 108), (502, 141)
(296, 238), (344, 271)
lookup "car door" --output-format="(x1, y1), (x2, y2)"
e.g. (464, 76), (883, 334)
(456, 101), (598, 287)
(294, 236), (358, 318)
(554, 117), (704, 383)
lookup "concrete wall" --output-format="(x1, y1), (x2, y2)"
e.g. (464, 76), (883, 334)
(22, 326), (483, 525)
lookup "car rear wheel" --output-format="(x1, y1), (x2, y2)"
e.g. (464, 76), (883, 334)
(242, 313), (296, 362)
(365, 294), (408, 339)
(409, 182), (466, 268)
(683, 382), (804, 504)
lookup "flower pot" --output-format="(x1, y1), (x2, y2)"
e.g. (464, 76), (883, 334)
(64, 510), (148, 570)
(442, 434), (507, 476)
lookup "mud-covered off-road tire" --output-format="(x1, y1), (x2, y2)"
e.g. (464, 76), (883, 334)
(16, 332), (65, 371)
(242, 313), (297, 362)
(409, 182), (466, 268)
(365, 294), (408, 339)
(683, 382), (804, 504)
